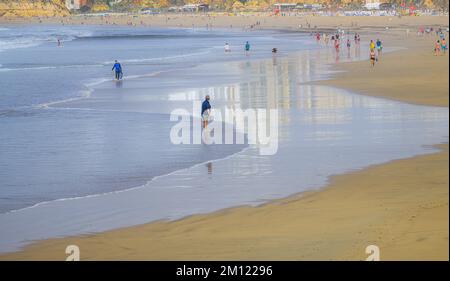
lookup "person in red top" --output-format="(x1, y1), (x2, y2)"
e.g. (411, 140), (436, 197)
(370, 49), (376, 67)
(435, 40), (441, 56)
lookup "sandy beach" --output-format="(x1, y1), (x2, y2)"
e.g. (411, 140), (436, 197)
(2, 144), (447, 261)
(1, 13), (449, 31)
(0, 14), (448, 261)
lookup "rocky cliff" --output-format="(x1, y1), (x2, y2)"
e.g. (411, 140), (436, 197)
(0, 0), (70, 18)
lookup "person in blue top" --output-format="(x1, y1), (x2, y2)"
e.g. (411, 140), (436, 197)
(201, 95), (211, 128)
(112, 60), (123, 80)
(376, 39), (382, 56)
(245, 41), (250, 55)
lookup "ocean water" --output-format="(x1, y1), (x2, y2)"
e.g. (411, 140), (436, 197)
(0, 25), (313, 213)
(0, 25), (448, 253)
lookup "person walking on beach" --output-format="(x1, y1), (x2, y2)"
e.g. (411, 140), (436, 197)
(370, 40), (375, 52)
(202, 95), (211, 129)
(441, 38), (447, 55)
(224, 43), (231, 53)
(112, 60), (123, 80)
(334, 37), (340, 52)
(376, 39), (383, 57)
(346, 39), (351, 58)
(245, 41), (251, 56)
(370, 49), (376, 67)
(435, 40), (441, 56)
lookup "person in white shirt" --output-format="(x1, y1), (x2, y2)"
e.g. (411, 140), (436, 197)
(224, 43), (231, 53)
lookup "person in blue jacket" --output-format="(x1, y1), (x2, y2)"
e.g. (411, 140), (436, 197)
(112, 60), (123, 80)
(245, 41), (250, 55)
(201, 95), (211, 128)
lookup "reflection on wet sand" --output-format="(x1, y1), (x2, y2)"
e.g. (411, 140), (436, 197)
(206, 162), (213, 175)
(1, 42), (446, 255)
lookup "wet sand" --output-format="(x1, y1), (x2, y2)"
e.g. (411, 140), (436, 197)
(0, 15), (448, 260)
(1, 144), (447, 261)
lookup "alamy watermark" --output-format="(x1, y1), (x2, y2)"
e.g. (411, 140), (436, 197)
(169, 101), (279, 156)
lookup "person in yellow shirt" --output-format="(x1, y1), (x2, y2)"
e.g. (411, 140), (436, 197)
(370, 40), (375, 51)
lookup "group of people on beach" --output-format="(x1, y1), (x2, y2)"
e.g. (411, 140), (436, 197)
(315, 31), (363, 56)
(223, 41), (252, 55)
(315, 31), (349, 50)
(111, 40), (255, 82)
(314, 30), (386, 66)
(434, 38), (447, 56)
(434, 28), (448, 56)
(416, 26), (448, 56)
(108, 64), (212, 129)
(369, 39), (383, 67)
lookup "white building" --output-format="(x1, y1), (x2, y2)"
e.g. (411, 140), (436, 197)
(65, 0), (81, 10)
(364, 0), (381, 10)
(65, 0), (123, 10)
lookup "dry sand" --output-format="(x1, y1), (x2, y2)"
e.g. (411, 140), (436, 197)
(0, 14), (448, 261)
(1, 13), (449, 32)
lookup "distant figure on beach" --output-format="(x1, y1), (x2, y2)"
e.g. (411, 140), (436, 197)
(376, 39), (383, 57)
(201, 95), (211, 129)
(441, 38), (447, 54)
(435, 40), (441, 56)
(370, 40), (375, 51)
(224, 43), (231, 53)
(112, 60), (123, 80)
(245, 41), (251, 55)
(346, 39), (351, 57)
(370, 49), (376, 67)
(324, 34), (329, 45)
(272, 48), (277, 53)
(334, 37), (340, 51)
(57, 39), (62, 47)
(418, 26), (425, 36)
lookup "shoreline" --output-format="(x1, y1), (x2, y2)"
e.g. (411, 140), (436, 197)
(0, 16), (448, 260)
(1, 143), (447, 260)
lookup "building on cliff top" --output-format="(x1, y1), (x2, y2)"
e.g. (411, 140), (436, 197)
(65, 0), (91, 10)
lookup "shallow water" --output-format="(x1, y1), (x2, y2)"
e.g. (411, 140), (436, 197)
(0, 25), (312, 213)
(0, 25), (448, 253)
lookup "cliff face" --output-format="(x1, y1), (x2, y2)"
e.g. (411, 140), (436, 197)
(0, 0), (70, 17)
